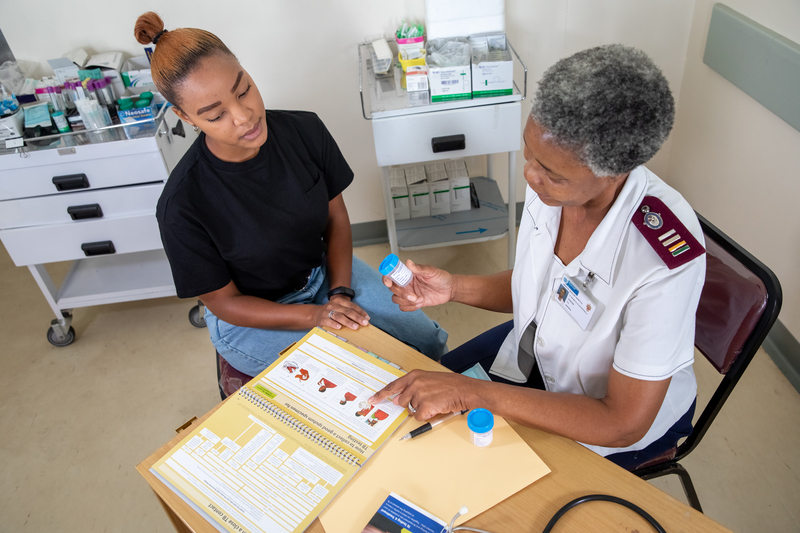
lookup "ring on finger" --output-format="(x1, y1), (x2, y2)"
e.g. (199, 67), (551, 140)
(329, 310), (336, 319)
(407, 401), (417, 414)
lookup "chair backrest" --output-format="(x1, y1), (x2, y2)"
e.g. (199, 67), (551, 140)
(678, 214), (782, 460)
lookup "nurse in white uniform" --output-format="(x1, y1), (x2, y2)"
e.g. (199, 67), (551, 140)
(370, 44), (706, 469)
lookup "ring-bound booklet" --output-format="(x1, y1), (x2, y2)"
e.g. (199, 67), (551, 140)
(150, 328), (409, 533)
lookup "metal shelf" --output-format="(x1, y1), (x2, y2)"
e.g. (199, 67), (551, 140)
(396, 177), (508, 250)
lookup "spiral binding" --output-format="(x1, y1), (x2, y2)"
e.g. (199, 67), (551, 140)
(239, 388), (362, 467)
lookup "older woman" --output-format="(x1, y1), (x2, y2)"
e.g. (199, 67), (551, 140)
(133, 12), (448, 377)
(371, 45), (706, 468)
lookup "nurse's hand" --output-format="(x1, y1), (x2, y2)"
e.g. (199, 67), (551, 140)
(368, 369), (479, 421)
(316, 296), (370, 330)
(382, 260), (454, 312)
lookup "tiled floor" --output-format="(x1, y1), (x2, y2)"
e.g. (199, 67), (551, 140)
(1, 236), (798, 532)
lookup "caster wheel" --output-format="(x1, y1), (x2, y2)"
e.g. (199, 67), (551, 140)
(47, 326), (76, 347)
(189, 305), (207, 328)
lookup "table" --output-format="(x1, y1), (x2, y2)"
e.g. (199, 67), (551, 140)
(137, 325), (731, 533)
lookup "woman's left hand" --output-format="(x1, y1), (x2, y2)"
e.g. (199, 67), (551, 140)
(368, 370), (480, 421)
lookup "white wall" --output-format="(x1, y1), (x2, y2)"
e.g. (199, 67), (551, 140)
(666, 0), (800, 339)
(0, 0), (696, 223)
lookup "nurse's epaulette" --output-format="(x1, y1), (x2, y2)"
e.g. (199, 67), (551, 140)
(632, 196), (705, 269)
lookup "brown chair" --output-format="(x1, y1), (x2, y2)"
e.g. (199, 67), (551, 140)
(632, 213), (782, 513)
(217, 351), (255, 401)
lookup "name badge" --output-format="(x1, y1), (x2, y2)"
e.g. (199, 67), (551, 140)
(553, 275), (600, 331)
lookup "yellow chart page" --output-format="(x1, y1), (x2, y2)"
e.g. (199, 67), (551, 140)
(152, 393), (358, 533)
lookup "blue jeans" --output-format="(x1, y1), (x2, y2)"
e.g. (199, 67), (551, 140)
(205, 256), (449, 376)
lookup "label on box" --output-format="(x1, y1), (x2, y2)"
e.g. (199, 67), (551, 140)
(406, 66), (429, 92)
(471, 61), (514, 98)
(450, 176), (471, 212)
(428, 66), (471, 102)
(409, 182), (431, 218)
(430, 181), (451, 215)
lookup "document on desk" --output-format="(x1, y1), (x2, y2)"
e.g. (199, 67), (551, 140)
(150, 328), (408, 533)
(320, 393), (551, 532)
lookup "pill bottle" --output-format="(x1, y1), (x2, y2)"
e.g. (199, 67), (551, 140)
(467, 408), (494, 447)
(379, 253), (413, 287)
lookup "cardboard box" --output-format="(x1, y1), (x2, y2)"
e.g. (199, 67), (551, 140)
(429, 179), (451, 215)
(405, 165), (427, 185)
(427, 65), (471, 102)
(427, 38), (472, 102)
(445, 158), (467, 171)
(408, 181), (431, 218)
(470, 33), (513, 98)
(122, 56), (155, 95)
(118, 101), (158, 139)
(449, 171), (471, 212)
(388, 169), (411, 221)
(47, 58), (80, 85)
(405, 65), (429, 92)
(425, 162), (446, 175)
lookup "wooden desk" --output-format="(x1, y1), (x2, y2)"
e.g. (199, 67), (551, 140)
(137, 325), (731, 533)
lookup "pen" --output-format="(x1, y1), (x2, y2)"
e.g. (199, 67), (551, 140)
(399, 409), (469, 441)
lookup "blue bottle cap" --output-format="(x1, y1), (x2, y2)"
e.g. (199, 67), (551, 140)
(379, 253), (400, 275)
(467, 408), (494, 433)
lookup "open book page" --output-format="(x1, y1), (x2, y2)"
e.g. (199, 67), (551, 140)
(243, 329), (409, 462)
(151, 393), (360, 533)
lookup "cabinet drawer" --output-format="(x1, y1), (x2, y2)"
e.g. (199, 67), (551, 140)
(0, 151), (168, 201)
(371, 102), (522, 166)
(0, 214), (163, 267)
(0, 182), (164, 229)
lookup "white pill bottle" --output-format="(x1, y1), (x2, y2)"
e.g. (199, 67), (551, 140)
(379, 253), (414, 287)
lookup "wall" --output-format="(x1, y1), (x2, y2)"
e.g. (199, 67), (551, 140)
(666, 0), (800, 339)
(0, 0), (696, 223)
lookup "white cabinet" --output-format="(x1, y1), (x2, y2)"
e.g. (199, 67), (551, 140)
(359, 41), (527, 268)
(0, 108), (198, 346)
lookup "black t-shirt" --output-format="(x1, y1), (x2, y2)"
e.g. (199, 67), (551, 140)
(156, 110), (354, 301)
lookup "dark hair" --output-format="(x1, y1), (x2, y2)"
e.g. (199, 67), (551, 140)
(133, 11), (235, 110)
(531, 44), (675, 177)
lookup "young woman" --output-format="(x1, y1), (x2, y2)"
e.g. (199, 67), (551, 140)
(133, 12), (448, 377)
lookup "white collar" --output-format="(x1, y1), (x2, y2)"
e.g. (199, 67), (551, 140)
(526, 166), (649, 286)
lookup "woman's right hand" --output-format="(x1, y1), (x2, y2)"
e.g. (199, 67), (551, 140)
(383, 260), (454, 311)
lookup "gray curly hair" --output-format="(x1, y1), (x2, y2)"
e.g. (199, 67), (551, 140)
(530, 44), (675, 177)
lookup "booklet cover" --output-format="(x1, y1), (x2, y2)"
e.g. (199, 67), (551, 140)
(361, 493), (448, 533)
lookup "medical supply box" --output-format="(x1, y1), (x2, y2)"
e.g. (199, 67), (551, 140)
(426, 38), (472, 102)
(389, 168), (411, 221)
(446, 159), (471, 212)
(470, 33), (513, 98)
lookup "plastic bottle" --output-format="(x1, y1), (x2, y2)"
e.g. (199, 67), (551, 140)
(467, 409), (494, 447)
(379, 254), (414, 287)
(52, 111), (71, 133)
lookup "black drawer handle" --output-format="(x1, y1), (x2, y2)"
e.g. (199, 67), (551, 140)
(431, 134), (466, 153)
(53, 173), (90, 191)
(68, 204), (103, 220)
(81, 241), (115, 257)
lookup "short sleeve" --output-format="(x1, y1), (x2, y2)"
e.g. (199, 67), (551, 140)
(613, 255), (706, 380)
(158, 205), (231, 299)
(315, 116), (354, 200)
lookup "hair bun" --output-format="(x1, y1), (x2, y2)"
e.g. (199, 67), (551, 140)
(134, 11), (165, 45)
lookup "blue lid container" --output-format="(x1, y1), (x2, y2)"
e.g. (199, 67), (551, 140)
(379, 253), (400, 275)
(467, 408), (494, 433)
